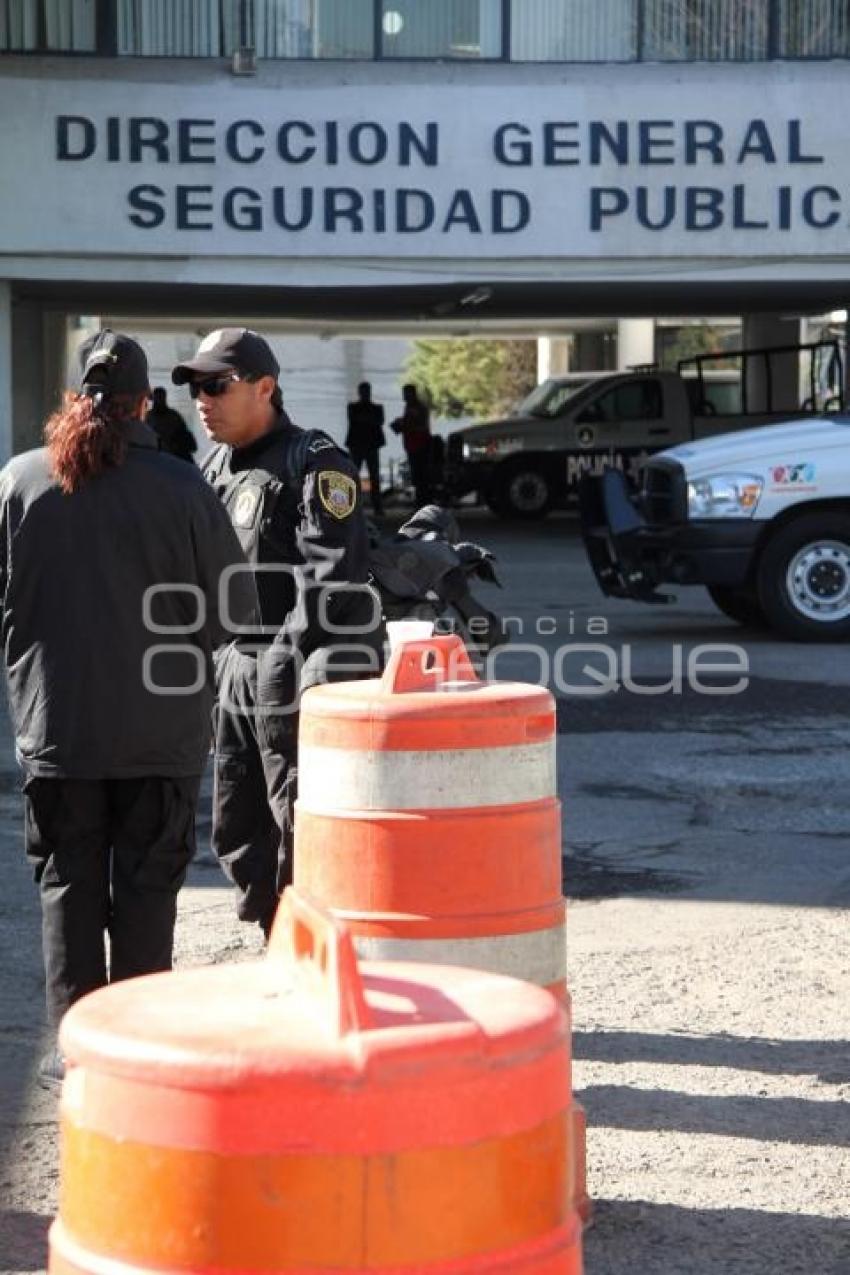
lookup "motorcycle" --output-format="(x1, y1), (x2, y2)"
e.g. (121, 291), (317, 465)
(368, 504), (506, 659)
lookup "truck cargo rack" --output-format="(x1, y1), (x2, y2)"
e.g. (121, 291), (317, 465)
(678, 339), (843, 417)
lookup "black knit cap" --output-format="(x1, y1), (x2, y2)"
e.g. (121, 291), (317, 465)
(80, 330), (150, 398)
(171, 328), (280, 385)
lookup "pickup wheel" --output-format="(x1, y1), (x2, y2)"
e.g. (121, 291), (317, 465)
(706, 585), (767, 628)
(756, 513), (850, 641)
(489, 462), (553, 520)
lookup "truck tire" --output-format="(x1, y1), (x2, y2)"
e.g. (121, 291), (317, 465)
(756, 513), (850, 641)
(490, 462), (553, 520)
(706, 584), (767, 628)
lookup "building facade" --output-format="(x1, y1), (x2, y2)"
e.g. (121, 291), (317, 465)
(1, 1), (849, 455)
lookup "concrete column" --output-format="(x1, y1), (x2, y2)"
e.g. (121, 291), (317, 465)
(12, 302), (45, 454)
(9, 306), (71, 454)
(537, 336), (571, 382)
(741, 313), (801, 413)
(43, 310), (69, 419)
(617, 319), (655, 371)
(0, 283), (12, 464)
(343, 337), (364, 400)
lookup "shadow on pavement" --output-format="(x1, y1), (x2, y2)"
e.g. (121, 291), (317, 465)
(584, 1199), (850, 1275)
(573, 1030), (850, 1083)
(0, 1210), (51, 1271)
(579, 1084), (850, 1149)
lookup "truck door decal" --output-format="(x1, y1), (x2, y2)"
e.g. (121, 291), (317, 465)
(566, 449), (651, 486)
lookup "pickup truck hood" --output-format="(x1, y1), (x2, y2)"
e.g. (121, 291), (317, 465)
(661, 415), (850, 476)
(451, 415), (535, 441)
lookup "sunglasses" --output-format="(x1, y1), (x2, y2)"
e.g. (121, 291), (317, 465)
(189, 374), (243, 400)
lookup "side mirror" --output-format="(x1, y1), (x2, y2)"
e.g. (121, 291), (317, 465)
(576, 404), (602, 424)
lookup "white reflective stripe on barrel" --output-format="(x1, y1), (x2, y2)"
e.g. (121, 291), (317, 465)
(298, 740), (556, 811)
(353, 922), (567, 988)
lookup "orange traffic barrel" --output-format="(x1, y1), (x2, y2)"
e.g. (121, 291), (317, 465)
(51, 889), (583, 1274)
(295, 635), (590, 1227)
(296, 634), (567, 996)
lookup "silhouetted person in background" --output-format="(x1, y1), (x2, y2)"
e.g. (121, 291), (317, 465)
(391, 383), (431, 505)
(346, 381), (385, 516)
(147, 387), (198, 463)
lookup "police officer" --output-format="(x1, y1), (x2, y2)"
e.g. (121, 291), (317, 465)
(172, 329), (380, 938)
(0, 331), (256, 1088)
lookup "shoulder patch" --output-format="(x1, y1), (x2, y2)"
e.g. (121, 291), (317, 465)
(307, 434), (337, 456)
(317, 470), (357, 520)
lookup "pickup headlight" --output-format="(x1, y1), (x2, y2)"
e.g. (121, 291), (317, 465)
(462, 440), (488, 460)
(462, 437), (522, 461)
(687, 473), (763, 519)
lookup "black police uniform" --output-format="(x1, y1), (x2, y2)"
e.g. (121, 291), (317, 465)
(0, 421), (256, 1027)
(203, 409), (380, 933)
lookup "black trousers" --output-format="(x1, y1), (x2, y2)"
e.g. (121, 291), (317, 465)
(24, 775), (199, 1027)
(349, 446), (383, 514)
(212, 645), (297, 933)
(407, 449), (431, 506)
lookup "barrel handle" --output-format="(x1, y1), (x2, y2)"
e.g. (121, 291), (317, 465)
(384, 634), (480, 694)
(268, 889), (372, 1037)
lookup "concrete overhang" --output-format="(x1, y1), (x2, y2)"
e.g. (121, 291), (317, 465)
(10, 274), (850, 335)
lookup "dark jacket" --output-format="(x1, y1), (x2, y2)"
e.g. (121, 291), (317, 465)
(202, 413), (380, 687)
(0, 421), (256, 779)
(345, 400), (385, 454)
(390, 398), (431, 454)
(146, 404), (198, 463)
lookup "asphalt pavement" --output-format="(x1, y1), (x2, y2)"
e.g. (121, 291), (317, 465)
(1, 509), (848, 1274)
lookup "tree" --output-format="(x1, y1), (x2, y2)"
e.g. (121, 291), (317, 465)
(658, 323), (738, 370)
(404, 339), (538, 420)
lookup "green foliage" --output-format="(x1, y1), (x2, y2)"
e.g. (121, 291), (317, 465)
(658, 324), (738, 370)
(405, 339), (538, 420)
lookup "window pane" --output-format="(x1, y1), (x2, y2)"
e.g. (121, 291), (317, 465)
(118, 0), (227, 56)
(511, 0), (637, 62)
(598, 381), (662, 421)
(382, 0), (502, 59)
(1, 0), (95, 51)
(778, 0), (850, 57)
(0, 0), (38, 49)
(255, 0), (374, 58)
(44, 0), (96, 50)
(643, 0), (769, 61)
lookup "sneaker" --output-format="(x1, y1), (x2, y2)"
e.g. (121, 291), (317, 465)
(37, 1045), (65, 1093)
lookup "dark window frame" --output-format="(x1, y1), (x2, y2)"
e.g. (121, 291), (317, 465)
(0, 1), (848, 62)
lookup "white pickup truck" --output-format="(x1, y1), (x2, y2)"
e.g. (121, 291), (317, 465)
(445, 341), (841, 520)
(580, 413), (850, 641)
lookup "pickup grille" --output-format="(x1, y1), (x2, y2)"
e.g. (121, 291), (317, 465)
(640, 459), (688, 525)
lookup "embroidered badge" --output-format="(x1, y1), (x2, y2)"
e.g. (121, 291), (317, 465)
(318, 471), (357, 520)
(233, 486), (260, 528)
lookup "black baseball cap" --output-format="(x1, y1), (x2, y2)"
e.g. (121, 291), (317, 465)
(80, 330), (150, 398)
(171, 328), (280, 385)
